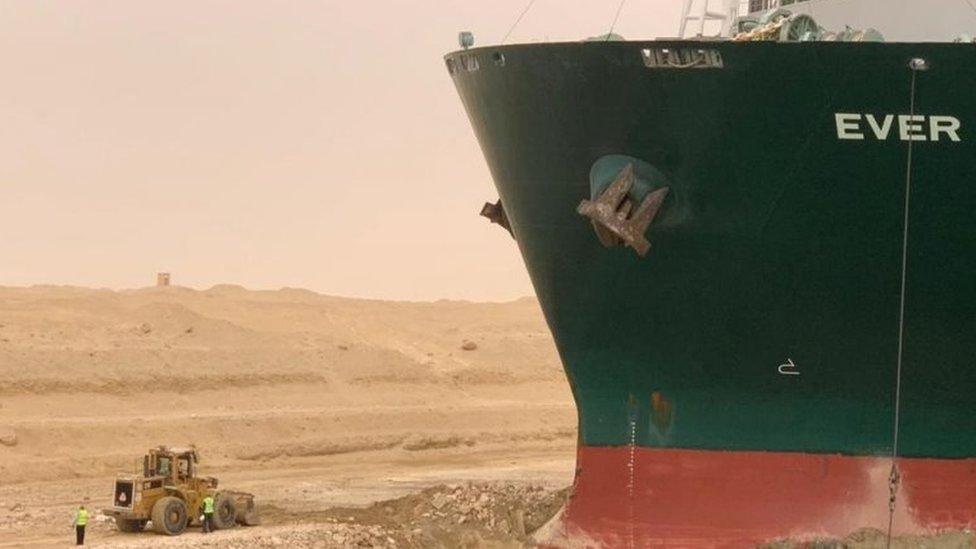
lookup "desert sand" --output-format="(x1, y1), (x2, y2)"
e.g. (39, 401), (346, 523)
(2, 285), (972, 549)
(0, 285), (576, 547)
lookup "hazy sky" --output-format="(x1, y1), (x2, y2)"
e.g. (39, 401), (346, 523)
(0, 1), (681, 300)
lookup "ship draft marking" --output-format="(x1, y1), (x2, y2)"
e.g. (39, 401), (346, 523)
(835, 113), (962, 141)
(778, 358), (800, 376)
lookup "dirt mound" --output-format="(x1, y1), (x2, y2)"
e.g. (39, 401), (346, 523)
(318, 482), (569, 548)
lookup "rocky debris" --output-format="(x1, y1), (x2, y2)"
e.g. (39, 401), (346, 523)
(460, 341), (478, 351)
(322, 481), (568, 548)
(430, 492), (449, 510)
(0, 426), (17, 447)
(138, 322), (153, 335)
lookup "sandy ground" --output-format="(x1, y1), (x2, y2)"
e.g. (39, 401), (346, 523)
(0, 285), (577, 548)
(2, 285), (972, 549)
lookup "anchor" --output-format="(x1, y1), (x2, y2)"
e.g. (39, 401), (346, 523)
(577, 164), (670, 257)
(480, 199), (513, 237)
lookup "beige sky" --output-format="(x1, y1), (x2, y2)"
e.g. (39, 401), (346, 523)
(0, 1), (681, 300)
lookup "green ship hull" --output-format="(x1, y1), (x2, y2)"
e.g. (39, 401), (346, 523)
(448, 40), (976, 545)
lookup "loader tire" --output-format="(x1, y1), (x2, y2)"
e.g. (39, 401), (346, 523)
(115, 517), (147, 532)
(212, 493), (237, 530)
(151, 496), (188, 536)
(237, 503), (261, 526)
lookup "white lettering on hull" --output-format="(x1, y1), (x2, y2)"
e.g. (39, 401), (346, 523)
(835, 113), (962, 142)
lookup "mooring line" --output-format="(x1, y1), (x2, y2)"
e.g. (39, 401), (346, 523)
(886, 57), (925, 549)
(501, 0), (539, 44)
(606, 0), (628, 40)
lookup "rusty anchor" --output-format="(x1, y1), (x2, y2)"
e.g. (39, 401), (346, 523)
(480, 199), (513, 237)
(577, 164), (670, 256)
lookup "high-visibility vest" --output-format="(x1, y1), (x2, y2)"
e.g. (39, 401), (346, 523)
(203, 496), (215, 514)
(75, 508), (89, 526)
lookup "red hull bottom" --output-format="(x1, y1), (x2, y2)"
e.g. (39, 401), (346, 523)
(537, 446), (976, 548)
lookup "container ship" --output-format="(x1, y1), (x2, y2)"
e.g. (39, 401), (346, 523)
(447, 0), (976, 546)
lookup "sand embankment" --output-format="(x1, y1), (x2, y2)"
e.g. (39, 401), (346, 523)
(0, 285), (576, 547)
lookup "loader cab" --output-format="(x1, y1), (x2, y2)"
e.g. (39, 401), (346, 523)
(177, 456), (191, 480)
(143, 446), (198, 484)
(155, 454), (172, 477)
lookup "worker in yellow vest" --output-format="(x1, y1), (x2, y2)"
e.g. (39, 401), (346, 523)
(201, 495), (215, 533)
(72, 505), (89, 545)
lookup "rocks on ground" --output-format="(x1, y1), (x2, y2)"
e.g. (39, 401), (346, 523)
(321, 481), (569, 548)
(0, 426), (17, 447)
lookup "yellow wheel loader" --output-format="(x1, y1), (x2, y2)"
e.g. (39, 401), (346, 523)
(102, 446), (259, 535)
